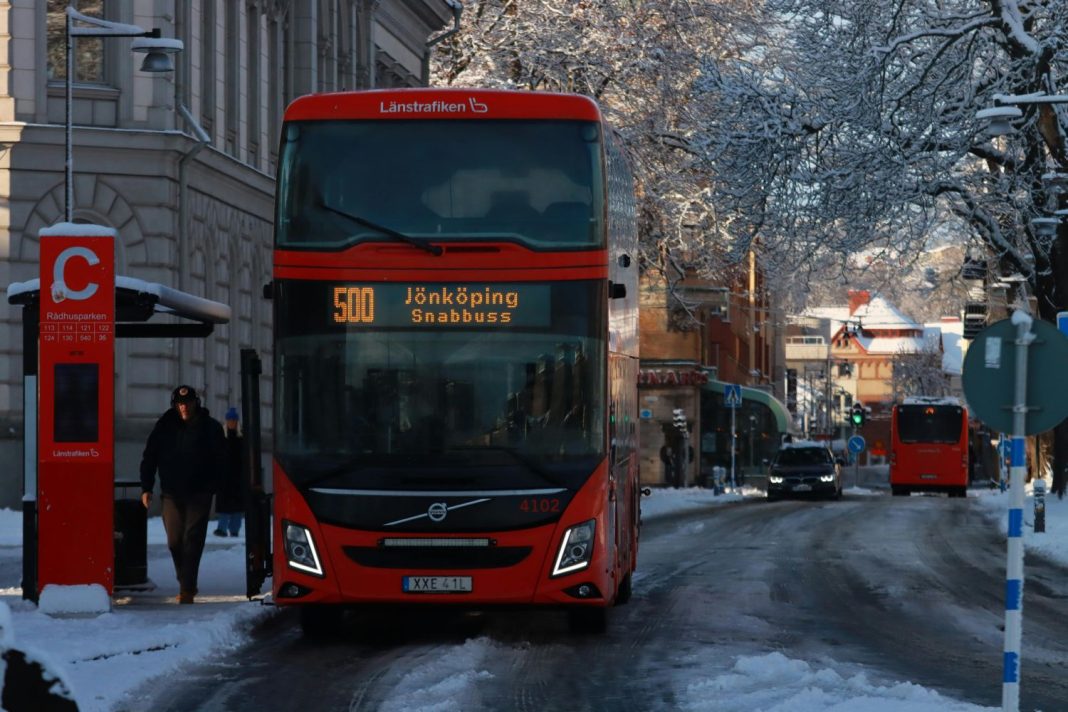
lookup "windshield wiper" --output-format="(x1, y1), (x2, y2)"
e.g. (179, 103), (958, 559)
(318, 200), (443, 256)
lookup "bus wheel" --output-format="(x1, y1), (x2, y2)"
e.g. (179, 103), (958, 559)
(299, 604), (344, 639)
(568, 607), (608, 634)
(950, 487), (967, 498)
(891, 487), (909, 497)
(615, 573), (633, 606)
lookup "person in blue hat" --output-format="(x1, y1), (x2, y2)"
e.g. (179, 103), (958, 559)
(213, 407), (245, 538)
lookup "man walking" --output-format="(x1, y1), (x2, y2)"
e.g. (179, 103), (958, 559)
(140, 386), (226, 604)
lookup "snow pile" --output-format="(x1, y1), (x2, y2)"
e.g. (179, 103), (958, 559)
(680, 652), (991, 712)
(39, 584), (110, 615)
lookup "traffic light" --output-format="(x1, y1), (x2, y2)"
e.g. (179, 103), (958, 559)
(850, 402), (865, 427)
(672, 408), (688, 433)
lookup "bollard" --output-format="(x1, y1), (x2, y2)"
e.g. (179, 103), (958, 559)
(1033, 479), (1046, 534)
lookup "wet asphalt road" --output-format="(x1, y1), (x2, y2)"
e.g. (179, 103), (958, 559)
(119, 492), (1068, 712)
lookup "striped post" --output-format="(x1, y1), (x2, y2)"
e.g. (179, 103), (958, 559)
(1001, 312), (1033, 712)
(1001, 436), (1026, 711)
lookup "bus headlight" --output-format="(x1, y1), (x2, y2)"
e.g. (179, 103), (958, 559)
(284, 521), (324, 577)
(552, 519), (596, 577)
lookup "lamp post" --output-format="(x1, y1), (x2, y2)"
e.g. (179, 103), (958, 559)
(64, 6), (182, 222)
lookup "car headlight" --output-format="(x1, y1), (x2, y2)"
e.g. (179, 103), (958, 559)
(283, 521), (324, 577)
(768, 475), (784, 484)
(819, 474), (836, 483)
(552, 519), (596, 577)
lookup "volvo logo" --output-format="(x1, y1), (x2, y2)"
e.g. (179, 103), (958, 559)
(383, 497), (492, 527)
(428, 502), (449, 522)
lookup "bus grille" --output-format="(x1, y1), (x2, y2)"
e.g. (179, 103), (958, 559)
(344, 545), (532, 569)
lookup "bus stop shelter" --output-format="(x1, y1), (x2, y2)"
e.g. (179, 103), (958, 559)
(6, 275), (230, 603)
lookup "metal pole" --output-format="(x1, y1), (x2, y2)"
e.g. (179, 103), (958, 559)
(65, 12), (73, 223)
(730, 406), (736, 490)
(1001, 312), (1033, 712)
(853, 424), (859, 489)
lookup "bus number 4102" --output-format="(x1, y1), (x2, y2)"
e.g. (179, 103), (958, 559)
(333, 286), (375, 323)
(519, 498), (560, 513)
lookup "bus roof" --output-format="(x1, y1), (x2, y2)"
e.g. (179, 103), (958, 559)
(283, 88), (602, 123)
(900, 396), (962, 407)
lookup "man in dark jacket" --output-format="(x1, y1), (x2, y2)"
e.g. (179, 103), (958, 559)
(140, 385), (226, 604)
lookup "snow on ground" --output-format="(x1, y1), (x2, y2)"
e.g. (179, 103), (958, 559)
(0, 479), (1062, 711)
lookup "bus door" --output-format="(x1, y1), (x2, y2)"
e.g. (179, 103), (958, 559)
(241, 349), (272, 598)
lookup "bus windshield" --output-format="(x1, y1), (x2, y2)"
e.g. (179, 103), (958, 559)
(896, 404), (964, 444)
(274, 280), (606, 486)
(276, 119), (605, 249)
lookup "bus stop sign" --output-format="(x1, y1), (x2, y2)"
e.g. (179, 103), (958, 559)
(962, 317), (1068, 435)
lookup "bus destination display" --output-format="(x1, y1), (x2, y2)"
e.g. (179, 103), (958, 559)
(332, 283), (551, 327)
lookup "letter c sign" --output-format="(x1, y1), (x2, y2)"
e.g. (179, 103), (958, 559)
(51, 246), (100, 302)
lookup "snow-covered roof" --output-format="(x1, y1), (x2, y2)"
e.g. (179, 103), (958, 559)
(902, 396), (962, 406)
(780, 439), (832, 450)
(853, 334), (930, 355)
(850, 294), (920, 330)
(925, 320), (964, 375)
(6, 276), (231, 324)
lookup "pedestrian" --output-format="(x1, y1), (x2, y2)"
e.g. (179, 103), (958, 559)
(213, 407), (245, 538)
(139, 385), (226, 604)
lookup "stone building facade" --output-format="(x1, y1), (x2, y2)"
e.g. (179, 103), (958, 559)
(0, 0), (458, 507)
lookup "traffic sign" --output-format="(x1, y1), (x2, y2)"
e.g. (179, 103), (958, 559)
(639, 408), (653, 420)
(962, 317), (1068, 435)
(724, 384), (742, 409)
(847, 435), (866, 454)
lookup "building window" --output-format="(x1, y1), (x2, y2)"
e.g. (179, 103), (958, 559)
(175, 0), (191, 107)
(247, 4), (261, 166)
(267, 11), (282, 169)
(47, 0), (106, 83)
(200, 0), (216, 135)
(224, 0), (239, 154)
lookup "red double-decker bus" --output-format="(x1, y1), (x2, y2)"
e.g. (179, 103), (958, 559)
(269, 88), (640, 634)
(889, 397), (969, 497)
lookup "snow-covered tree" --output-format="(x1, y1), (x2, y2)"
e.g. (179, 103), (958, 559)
(691, 0), (1068, 495)
(431, 0), (767, 276)
(888, 344), (949, 402)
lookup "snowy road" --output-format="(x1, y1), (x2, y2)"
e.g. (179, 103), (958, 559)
(126, 494), (1068, 712)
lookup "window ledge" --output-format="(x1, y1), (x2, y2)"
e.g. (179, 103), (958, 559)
(46, 80), (120, 101)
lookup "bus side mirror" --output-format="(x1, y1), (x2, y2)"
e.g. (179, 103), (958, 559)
(641, 487), (652, 497)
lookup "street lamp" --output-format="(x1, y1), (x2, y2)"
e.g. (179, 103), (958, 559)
(976, 92), (1068, 137)
(64, 6), (182, 222)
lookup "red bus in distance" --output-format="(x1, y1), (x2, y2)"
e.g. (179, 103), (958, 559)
(889, 397), (969, 497)
(271, 88), (640, 634)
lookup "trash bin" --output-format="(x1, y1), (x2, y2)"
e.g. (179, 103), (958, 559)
(114, 481), (148, 588)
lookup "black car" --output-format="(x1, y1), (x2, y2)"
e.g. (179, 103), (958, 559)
(766, 442), (843, 500)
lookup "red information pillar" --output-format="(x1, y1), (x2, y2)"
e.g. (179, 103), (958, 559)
(37, 225), (115, 595)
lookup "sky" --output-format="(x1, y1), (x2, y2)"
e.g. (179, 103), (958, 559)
(0, 479), (1063, 712)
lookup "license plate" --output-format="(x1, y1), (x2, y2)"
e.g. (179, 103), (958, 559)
(403, 576), (473, 594)
(793, 484), (812, 492)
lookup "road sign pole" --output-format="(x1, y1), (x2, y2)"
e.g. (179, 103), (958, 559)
(1002, 312), (1034, 712)
(853, 426), (860, 490)
(730, 406), (736, 490)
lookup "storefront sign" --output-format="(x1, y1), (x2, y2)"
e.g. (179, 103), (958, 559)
(638, 369), (709, 386)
